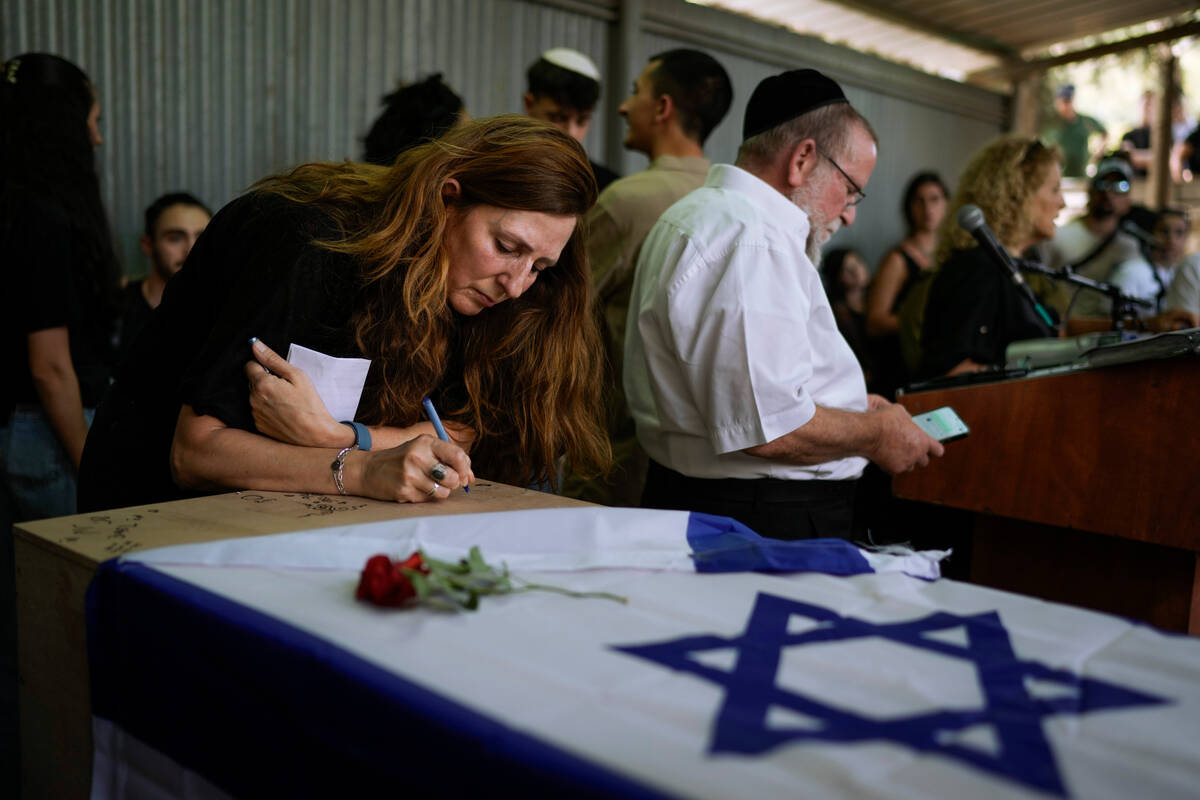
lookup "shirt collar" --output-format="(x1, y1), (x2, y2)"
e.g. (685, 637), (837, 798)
(704, 163), (811, 231)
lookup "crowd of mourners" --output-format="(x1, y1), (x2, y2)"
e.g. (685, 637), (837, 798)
(4, 48), (1199, 559)
(3, 50), (1199, 783)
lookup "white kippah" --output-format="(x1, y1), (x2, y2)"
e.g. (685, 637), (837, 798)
(541, 47), (600, 81)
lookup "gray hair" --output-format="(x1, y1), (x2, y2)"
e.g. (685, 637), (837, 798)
(736, 102), (876, 171)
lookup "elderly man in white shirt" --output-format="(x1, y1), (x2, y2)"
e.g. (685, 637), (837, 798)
(624, 69), (942, 541)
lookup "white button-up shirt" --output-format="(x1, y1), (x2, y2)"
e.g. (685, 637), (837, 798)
(623, 164), (868, 481)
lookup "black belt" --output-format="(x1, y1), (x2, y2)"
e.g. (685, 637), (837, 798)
(644, 459), (857, 503)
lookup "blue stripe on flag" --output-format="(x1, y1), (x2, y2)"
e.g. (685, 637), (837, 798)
(685, 512), (873, 574)
(86, 560), (679, 800)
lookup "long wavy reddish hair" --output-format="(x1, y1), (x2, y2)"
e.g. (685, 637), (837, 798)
(254, 115), (609, 487)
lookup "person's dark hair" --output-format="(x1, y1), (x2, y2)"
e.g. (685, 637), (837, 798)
(526, 57), (599, 112)
(901, 171), (948, 233)
(821, 248), (855, 303)
(362, 74), (464, 166)
(144, 191), (212, 238)
(1155, 207), (1190, 230)
(646, 49), (732, 145)
(255, 115), (608, 488)
(1, 53), (120, 321)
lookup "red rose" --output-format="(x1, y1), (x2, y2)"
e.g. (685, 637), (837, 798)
(355, 553), (423, 607)
(398, 552), (430, 574)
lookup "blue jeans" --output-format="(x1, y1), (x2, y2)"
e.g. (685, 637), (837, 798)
(0, 405), (94, 524)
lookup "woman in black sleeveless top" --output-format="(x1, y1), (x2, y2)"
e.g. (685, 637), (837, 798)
(864, 172), (948, 396)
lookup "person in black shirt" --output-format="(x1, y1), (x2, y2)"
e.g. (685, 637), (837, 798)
(866, 171), (949, 396)
(1120, 91), (1154, 178)
(79, 116), (610, 512)
(1, 51), (122, 795)
(115, 192), (211, 364)
(1, 54), (121, 519)
(918, 137), (1064, 379)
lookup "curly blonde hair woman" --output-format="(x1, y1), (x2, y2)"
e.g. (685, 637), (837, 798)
(79, 115), (611, 511)
(916, 137), (1065, 379)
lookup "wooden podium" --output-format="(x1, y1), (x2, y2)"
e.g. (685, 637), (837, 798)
(894, 353), (1200, 634)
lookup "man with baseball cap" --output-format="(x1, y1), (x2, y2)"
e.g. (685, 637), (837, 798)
(1040, 154), (1144, 319)
(623, 69), (942, 541)
(523, 47), (619, 191)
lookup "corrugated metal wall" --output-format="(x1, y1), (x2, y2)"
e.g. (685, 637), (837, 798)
(2, 0), (1005, 276)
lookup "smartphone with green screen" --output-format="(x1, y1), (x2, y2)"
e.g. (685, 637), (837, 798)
(911, 406), (969, 443)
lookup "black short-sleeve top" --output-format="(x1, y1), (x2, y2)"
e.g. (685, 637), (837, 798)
(79, 192), (366, 511)
(3, 196), (115, 415)
(918, 246), (1056, 380)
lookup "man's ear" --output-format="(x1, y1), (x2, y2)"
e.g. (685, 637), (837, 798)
(441, 178), (462, 204)
(655, 93), (674, 125)
(139, 235), (153, 259)
(787, 139), (820, 189)
(522, 93), (535, 115)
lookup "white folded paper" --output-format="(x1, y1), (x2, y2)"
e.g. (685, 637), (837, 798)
(285, 343), (371, 422)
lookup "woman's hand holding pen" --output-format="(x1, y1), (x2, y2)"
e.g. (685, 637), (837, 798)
(245, 338), (474, 501)
(346, 434), (474, 503)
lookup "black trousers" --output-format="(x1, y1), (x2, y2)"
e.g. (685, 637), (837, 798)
(642, 460), (857, 541)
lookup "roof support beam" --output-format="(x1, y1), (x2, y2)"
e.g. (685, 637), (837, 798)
(969, 19), (1200, 83)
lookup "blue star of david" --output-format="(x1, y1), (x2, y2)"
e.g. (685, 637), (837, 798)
(614, 593), (1167, 796)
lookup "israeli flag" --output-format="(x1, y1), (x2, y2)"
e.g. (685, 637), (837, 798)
(87, 507), (1200, 799)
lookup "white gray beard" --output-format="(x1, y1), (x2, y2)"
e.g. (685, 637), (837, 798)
(790, 184), (828, 266)
(805, 232), (824, 266)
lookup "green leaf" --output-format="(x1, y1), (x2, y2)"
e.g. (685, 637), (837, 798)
(462, 589), (479, 611)
(467, 546), (489, 573)
(407, 569), (431, 600)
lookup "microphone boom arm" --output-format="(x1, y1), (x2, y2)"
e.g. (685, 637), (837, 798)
(1016, 258), (1155, 332)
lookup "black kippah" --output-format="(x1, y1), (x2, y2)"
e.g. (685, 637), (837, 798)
(742, 69), (848, 141)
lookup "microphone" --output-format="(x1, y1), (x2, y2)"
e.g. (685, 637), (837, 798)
(957, 204), (1056, 328)
(957, 204), (1024, 283)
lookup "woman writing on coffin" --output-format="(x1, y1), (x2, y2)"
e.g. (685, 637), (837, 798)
(79, 116), (609, 511)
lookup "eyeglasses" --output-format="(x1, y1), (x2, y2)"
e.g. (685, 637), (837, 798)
(817, 147), (866, 207)
(1092, 178), (1131, 195)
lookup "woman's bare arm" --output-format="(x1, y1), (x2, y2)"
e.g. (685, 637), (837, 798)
(170, 405), (474, 502)
(27, 327), (89, 469)
(865, 250), (908, 337)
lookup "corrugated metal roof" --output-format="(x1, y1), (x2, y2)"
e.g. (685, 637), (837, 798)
(689, 0), (1199, 81)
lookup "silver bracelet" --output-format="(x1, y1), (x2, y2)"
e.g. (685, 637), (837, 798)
(331, 444), (358, 495)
